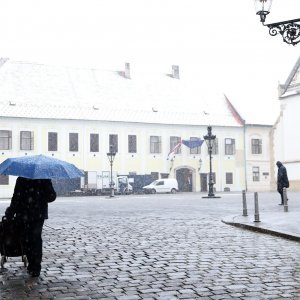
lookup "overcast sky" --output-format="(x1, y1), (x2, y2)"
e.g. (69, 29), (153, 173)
(0, 0), (299, 124)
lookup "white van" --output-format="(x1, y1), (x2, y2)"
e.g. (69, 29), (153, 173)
(143, 178), (178, 194)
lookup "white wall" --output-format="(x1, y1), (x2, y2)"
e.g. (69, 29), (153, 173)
(274, 95), (300, 182)
(282, 96), (300, 162)
(245, 125), (272, 191)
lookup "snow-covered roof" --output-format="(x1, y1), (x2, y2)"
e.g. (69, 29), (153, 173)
(0, 59), (244, 127)
(279, 56), (300, 98)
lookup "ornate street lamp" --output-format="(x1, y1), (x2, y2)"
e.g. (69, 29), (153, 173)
(107, 145), (116, 197)
(254, 0), (300, 45)
(202, 126), (220, 199)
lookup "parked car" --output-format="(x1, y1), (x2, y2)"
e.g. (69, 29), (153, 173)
(143, 178), (178, 194)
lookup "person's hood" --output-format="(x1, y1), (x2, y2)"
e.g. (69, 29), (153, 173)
(276, 161), (282, 168)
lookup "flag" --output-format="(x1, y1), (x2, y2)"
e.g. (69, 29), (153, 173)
(182, 138), (204, 149)
(167, 142), (182, 160)
(167, 138), (204, 160)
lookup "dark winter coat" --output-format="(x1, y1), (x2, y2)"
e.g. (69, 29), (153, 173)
(276, 161), (289, 193)
(5, 177), (56, 222)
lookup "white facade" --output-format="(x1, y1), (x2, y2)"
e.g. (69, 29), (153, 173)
(245, 125), (272, 191)
(272, 57), (300, 190)
(0, 116), (250, 197)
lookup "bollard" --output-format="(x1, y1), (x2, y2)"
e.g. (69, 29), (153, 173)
(254, 192), (260, 222)
(242, 190), (248, 216)
(283, 187), (288, 212)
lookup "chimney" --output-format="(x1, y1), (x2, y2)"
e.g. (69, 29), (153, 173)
(172, 65), (180, 79)
(124, 62), (131, 79)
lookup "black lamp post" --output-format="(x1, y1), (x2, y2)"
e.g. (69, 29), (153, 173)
(254, 0), (300, 45)
(202, 126), (220, 198)
(107, 145), (116, 197)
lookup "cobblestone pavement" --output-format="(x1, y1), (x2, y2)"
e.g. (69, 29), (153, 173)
(0, 193), (299, 299)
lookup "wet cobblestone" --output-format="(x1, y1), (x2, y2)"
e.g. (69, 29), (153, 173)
(0, 193), (299, 299)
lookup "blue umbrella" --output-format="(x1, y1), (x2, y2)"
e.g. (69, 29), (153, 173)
(0, 154), (84, 179)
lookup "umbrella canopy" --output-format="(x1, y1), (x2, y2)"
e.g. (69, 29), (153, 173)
(0, 154), (84, 179)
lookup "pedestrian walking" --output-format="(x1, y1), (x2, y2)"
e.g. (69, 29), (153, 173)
(5, 177), (56, 277)
(276, 161), (289, 205)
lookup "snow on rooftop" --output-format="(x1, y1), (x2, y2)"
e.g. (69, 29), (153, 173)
(0, 59), (243, 127)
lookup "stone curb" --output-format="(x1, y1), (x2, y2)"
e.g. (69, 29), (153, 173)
(222, 215), (300, 243)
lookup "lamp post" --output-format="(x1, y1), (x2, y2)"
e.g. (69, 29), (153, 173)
(107, 145), (116, 197)
(254, 0), (300, 45)
(202, 126), (220, 198)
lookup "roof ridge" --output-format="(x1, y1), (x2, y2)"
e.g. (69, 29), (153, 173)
(224, 94), (245, 126)
(280, 56), (300, 96)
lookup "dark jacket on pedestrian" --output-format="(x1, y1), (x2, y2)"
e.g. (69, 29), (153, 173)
(5, 177), (56, 222)
(276, 161), (289, 193)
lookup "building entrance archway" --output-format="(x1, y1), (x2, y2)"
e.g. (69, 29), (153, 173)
(176, 167), (194, 192)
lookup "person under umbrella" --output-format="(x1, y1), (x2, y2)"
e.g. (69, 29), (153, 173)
(5, 177), (56, 277)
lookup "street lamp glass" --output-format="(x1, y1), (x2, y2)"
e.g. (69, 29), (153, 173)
(205, 139), (210, 148)
(107, 145), (116, 163)
(254, 0), (272, 13)
(254, 0), (272, 23)
(107, 152), (116, 163)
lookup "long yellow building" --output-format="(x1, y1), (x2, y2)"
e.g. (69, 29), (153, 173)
(0, 59), (272, 197)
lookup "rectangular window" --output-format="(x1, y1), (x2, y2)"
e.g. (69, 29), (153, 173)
(90, 133), (99, 152)
(150, 136), (161, 153)
(225, 138), (235, 155)
(48, 132), (58, 151)
(0, 174), (9, 185)
(20, 131), (34, 150)
(251, 139), (262, 154)
(170, 136), (181, 154)
(0, 130), (12, 150)
(128, 135), (137, 153)
(226, 172), (233, 184)
(190, 137), (201, 154)
(69, 133), (78, 152)
(211, 138), (218, 155)
(109, 134), (118, 153)
(253, 166), (260, 182)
